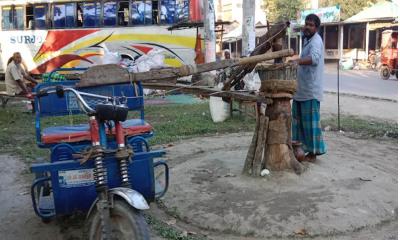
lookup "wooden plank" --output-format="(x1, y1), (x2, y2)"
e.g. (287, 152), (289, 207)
(252, 115), (267, 177)
(0, 92), (28, 99)
(142, 83), (273, 104)
(80, 64), (130, 85)
(76, 49), (294, 87)
(242, 107), (260, 175)
(259, 116), (269, 172)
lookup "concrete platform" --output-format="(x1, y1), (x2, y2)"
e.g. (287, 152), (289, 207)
(161, 132), (397, 238)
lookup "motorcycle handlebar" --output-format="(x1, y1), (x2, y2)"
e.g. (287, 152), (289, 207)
(35, 86), (113, 114)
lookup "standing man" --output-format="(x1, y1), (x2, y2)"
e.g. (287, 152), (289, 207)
(291, 14), (326, 162)
(223, 49), (231, 60)
(5, 52), (37, 97)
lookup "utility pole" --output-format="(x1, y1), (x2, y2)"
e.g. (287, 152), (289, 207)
(242, 0), (256, 56)
(204, 0), (216, 63)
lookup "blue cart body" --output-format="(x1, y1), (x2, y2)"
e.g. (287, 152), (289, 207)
(31, 146), (168, 218)
(30, 69), (169, 220)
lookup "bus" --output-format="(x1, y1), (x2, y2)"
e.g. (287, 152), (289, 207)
(0, 0), (202, 76)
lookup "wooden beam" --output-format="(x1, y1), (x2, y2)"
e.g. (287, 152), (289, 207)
(222, 22), (290, 90)
(142, 83), (272, 103)
(76, 49), (294, 87)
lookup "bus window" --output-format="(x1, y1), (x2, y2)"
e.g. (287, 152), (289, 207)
(176, 0), (189, 22)
(104, 1), (117, 26)
(160, 0), (175, 24)
(2, 6), (24, 30)
(144, 1), (152, 24)
(14, 6), (24, 29)
(26, 5), (34, 29)
(151, 0), (158, 24)
(82, 2), (101, 27)
(66, 3), (75, 27)
(77, 4), (83, 27)
(1, 6), (13, 30)
(53, 3), (75, 28)
(53, 4), (66, 28)
(118, 1), (129, 26)
(132, 1), (145, 25)
(34, 5), (47, 29)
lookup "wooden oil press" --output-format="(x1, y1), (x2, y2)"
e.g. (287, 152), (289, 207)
(74, 21), (302, 177)
(242, 63), (303, 176)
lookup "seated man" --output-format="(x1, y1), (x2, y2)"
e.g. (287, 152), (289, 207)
(5, 52), (37, 97)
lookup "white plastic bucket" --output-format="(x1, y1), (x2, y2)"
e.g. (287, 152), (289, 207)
(209, 96), (231, 122)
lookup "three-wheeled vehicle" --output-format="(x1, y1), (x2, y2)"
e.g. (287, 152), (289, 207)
(30, 69), (169, 239)
(380, 30), (398, 80)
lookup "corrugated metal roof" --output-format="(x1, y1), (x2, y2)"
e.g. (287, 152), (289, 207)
(344, 1), (399, 23)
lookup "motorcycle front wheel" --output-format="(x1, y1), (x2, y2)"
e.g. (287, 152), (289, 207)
(85, 199), (150, 240)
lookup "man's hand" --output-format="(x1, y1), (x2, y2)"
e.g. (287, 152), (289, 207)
(22, 70), (37, 84)
(25, 93), (33, 99)
(30, 78), (38, 85)
(28, 75), (38, 84)
(15, 79), (29, 95)
(289, 57), (312, 66)
(288, 59), (300, 67)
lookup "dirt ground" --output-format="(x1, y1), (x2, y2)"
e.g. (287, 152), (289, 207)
(159, 132), (398, 239)
(0, 154), (64, 240)
(2, 130), (397, 240)
(0, 154), (162, 240)
(0, 93), (397, 240)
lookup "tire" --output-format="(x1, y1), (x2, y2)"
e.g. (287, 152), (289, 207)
(84, 199), (150, 240)
(380, 66), (391, 80)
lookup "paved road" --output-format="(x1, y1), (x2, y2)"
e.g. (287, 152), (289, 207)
(324, 64), (398, 100)
(321, 93), (397, 123)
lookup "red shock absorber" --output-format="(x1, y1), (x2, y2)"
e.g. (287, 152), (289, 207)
(115, 121), (125, 148)
(89, 116), (100, 146)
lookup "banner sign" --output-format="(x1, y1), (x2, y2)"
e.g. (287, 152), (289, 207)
(298, 5), (340, 24)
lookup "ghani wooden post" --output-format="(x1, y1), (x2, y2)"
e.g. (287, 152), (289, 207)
(242, 63), (303, 176)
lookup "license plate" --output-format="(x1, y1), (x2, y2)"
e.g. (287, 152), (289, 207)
(58, 169), (95, 188)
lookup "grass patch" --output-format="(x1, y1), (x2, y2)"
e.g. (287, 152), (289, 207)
(321, 115), (398, 138)
(0, 108), (48, 162)
(146, 215), (207, 240)
(145, 102), (255, 145)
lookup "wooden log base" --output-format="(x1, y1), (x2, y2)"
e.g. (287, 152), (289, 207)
(242, 95), (303, 176)
(259, 92), (293, 99)
(260, 80), (297, 94)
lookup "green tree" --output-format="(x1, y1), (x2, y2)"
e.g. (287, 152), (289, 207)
(263, 0), (378, 23)
(263, 0), (305, 22)
(320, 0), (378, 20)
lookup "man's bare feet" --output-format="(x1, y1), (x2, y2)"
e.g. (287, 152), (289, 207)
(304, 153), (317, 162)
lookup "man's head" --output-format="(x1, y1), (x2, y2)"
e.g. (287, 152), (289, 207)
(303, 14), (320, 38)
(12, 52), (22, 64)
(224, 50), (231, 60)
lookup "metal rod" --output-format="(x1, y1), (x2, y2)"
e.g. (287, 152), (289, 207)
(337, 59), (340, 131)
